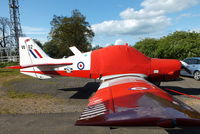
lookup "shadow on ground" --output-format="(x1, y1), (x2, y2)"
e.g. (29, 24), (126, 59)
(59, 82), (100, 99)
(163, 77), (184, 82)
(165, 128), (200, 134)
(1, 77), (99, 99)
(161, 86), (200, 96)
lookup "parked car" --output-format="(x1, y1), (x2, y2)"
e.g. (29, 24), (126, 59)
(180, 57), (200, 80)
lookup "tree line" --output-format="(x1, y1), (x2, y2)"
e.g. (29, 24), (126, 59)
(134, 31), (200, 60)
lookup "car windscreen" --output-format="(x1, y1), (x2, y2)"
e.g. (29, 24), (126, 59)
(183, 59), (200, 64)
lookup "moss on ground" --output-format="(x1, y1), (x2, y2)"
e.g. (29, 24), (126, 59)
(7, 89), (53, 99)
(0, 68), (20, 77)
(0, 108), (15, 114)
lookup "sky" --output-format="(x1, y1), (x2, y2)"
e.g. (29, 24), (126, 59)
(1, 0), (200, 46)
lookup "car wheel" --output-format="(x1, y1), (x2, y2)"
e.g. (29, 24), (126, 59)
(194, 71), (200, 81)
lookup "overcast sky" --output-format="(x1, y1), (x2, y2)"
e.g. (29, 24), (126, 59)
(1, 0), (200, 46)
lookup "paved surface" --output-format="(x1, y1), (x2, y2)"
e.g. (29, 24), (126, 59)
(2, 77), (99, 99)
(1, 113), (200, 134)
(0, 76), (200, 134)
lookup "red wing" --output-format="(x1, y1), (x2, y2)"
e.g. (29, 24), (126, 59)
(6, 63), (73, 69)
(76, 76), (200, 128)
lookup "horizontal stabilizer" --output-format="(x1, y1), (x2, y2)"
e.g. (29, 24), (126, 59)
(69, 46), (82, 56)
(6, 63), (73, 69)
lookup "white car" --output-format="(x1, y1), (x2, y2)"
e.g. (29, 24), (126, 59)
(180, 57), (200, 80)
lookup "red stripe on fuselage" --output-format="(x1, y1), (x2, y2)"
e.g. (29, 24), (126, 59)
(21, 70), (92, 78)
(25, 39), (30, 42)
(34, 49), (43, 58)
(21, 70), (151, 80)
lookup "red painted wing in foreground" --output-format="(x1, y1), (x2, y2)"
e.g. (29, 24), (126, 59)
(76, 76), (200, 128)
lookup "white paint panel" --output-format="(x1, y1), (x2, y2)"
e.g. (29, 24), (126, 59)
(69, 46), (82, 56)
(98, 75), (147, 90)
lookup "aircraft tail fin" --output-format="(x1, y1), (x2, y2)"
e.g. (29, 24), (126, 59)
(19, 37), (51, 66)
(17, 37), (53, 79)
(6, 37), (74, 79)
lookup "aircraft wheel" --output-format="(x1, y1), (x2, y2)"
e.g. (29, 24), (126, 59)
(152, 81), (161, 86)
(194, 71), (200, 81)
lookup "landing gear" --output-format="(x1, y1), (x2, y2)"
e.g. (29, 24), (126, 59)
(149, 79), (161, 86)
(152, 81), (161, 86)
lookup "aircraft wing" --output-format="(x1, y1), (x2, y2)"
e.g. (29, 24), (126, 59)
(76, 76), (200, 128)
(6, 63), (73, 69)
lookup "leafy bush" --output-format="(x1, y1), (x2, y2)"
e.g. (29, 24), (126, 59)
(134, 31), (200, 60)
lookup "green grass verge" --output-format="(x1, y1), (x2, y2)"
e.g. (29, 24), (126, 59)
(0, 62), (18, 68)
(0, 69), (20, 77)
(0, 62), (20, 77)
(7, 89), (53, 99)
(0, 62), (54, 100)
(0, 108), (15, 114)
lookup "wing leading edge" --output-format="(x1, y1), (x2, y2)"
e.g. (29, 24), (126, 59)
(76, 76), (200, 128)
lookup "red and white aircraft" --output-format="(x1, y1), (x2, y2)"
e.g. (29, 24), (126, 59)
(8, 37), (200, 128)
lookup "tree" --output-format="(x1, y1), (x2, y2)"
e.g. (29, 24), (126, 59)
(0, 17), (12, 56)
(33, 39), (43, 49)
(43, 40), (59, 58)
(134, 38), (158, 57)
(92, 45), (102, 50)
(134, 31), (200, 60)
(155, 31), (200, 59)
(45, 9), (94, 58)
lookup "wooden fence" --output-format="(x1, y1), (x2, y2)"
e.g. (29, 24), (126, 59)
(0, 56), (19, 63)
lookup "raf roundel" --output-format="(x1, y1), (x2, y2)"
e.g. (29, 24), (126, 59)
(129, 87), (149, 90)
(77, 62), (85, 70)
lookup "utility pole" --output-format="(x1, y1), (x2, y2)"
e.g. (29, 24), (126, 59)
(9, 0), (23, 54)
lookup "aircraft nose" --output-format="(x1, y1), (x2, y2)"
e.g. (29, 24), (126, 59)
(150, 59), (181, 81)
